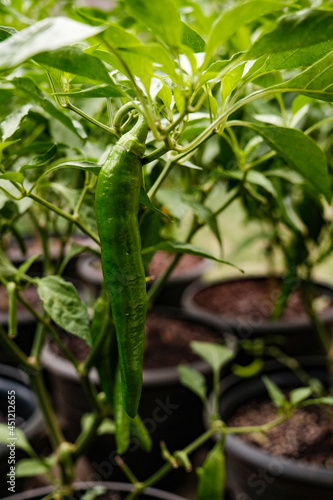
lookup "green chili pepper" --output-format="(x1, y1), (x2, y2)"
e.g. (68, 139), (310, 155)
(95, 110), (148, 418)
(197, 441), (226, 500)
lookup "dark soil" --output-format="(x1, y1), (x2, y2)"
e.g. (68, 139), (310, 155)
(193, 278), (332, 321)
(50, 312), (222, 369)
(148, 251), (204, 278)
(227, 396), (333, 468)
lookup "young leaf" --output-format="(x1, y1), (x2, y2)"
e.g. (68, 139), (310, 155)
(15, 456), (55, 477)
(248, 124), (331, 202)
(178, 365), (207, 404)
(0, 425), (34, 455)
(197, 442), (225, 500)
(289, 387), (313, 406)
(232, 358), (264, 378)
(0, 172), (25, 183)
(35, 47), (112, 84)
(36, 275), (91, 346)
(262, 375), (286, 409)
(190, 341), (234, 374)
(97, 418), (116, 436)
(126, 0), (182, 51)
(1, 104), (32, 142)
(0, 17), (106, 70)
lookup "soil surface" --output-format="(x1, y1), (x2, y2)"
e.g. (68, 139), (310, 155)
(227, 396), (333, 468)
(50, 312), (222, 369)
(193, 278), (332, 321)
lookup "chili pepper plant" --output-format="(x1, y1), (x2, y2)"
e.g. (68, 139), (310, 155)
(1, 0), (333, 498)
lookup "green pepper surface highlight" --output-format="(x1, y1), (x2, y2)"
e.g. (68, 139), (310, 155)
(95, 112), (148, 418)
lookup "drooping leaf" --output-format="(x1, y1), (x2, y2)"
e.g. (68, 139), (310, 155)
(197, 442), (225, 500)
(126, 0), (182, 51)
(141, 241), (242, 271)
(0, 17), (106, 70)
(26, 160), (101, 185)
(37, 275), (91, 346)
(35, 47), (112, 84)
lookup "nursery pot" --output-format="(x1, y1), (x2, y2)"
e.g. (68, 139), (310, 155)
(0, 365), (43, 498)
(2, 481), (187, 500)
(214, 358), (333, 500)
(182, 275), (333, 356)
(41, 308), (230, 486)
(76, 252), (210, 306)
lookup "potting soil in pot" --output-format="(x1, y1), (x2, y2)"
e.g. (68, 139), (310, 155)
(227, 395), (333, 468)
(193, 278), (331, 321)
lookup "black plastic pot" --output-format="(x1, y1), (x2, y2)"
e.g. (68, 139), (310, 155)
(41, 309), (230, 486)
(76, 253), (210, 307)
(1, 481), (187, 500)
(0, 365), (43, 498)
(215, 358), (333, 500)
(182, 275), (333, 356)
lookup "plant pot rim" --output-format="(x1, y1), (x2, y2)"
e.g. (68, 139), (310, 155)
(181, 274), (333, 334)
(0, 364), (43, 457)
(212, 357), (333, 486)
(2, 481), (187, 500)
(41, 308), (223, 387)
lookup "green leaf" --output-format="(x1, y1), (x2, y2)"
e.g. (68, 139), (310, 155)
(248, 124), (331, 202)
(197, 442), (225, 500)
(178, 365), (207, 403)
(20, 144), (58, 170)
(205, 0), (288, 65)
(181, 22), (205, 53)
(0, 26), (17, 42)
(1, 104), (32, 142)
(54, 83), (124, 98)
(126, 0), (182, 51)
(303, 396), (333, 406)
(222, 63), (245, 101)
(0, 17), (106, 70)
(141, 241), (241, 270)
(12, 77), (86, 139)
(262, 375), (286, 408)
(0, 172), (24, 183)
(16, 456), (55, 477)
(0, 139), (20, 152)
(289, 387), (312, 406)
(139, 187), (171, 221)
(37, 276), (91, 346)
(190, 341), (234, 374)
(35, 47), (111, 84)
(248, 9), (333, 71)
(0, 425), (34, 455)
(28, 160), (101, 185)
(131, 415), (152, 453)
(16, 254), (41, 282)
